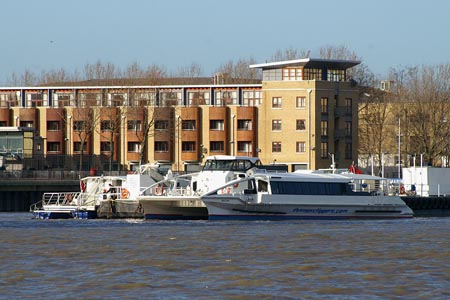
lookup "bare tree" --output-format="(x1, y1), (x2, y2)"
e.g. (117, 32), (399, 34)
(71, 107), (101, 171)
(215, 57), (261, 83)
(270, 47), (310, 61)
(98, 107), (123, 171)
(391, 64), (450, 166)
(318, 45), (374, 86)
(358, 87), (396, 174)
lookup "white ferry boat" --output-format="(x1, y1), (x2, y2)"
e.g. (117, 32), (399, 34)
(201, 171), (414, 220)
(30, 164), (163, 219)
(137, 155), (283, 220)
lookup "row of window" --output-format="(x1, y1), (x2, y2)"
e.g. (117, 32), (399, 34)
(271, 96), (353, 114)
(0, 90), (263, 108)
(43, 119), (254, 132)
(47, 139), (352, 159)
(263, 67), (347, 82)
(271, 141), (352, 159)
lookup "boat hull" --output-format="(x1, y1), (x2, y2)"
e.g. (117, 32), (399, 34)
(203, 195), (414, 220)
(139, 196), (208, 220)
(96, 200), (144, 219)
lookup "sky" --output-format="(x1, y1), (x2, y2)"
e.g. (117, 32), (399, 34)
(1, 0), (450, 85)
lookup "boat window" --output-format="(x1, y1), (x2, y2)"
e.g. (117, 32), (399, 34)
(270, 181), (347, 195)
(202, 159), (255, 171)
(257, 180), (268, 192)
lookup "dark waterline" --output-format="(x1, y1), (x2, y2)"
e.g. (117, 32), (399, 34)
(1, 213), (449, 299)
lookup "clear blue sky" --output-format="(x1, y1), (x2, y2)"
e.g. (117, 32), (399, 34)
(1, 0), (449, 84)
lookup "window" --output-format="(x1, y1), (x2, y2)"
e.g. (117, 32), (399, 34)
(345, 143), (352, 159)
(182, 120), (196, 131)
(100, 142), (113, 152)
(131, 92), (156, 107)
(272, 142), (282, 153)
(237, 141), (252, 153)
(272, 97), (282, 108)
(80, 93), (100, 107)
(101, 120), (113, 131)
(321, 121), (328, 136)
(321, 97), (328, 113)
(47, 142), (60, 153)
(296, 119), (306, 131)
(304, 68), (322, 80)
(242, 90), (262, 106)
(210, 141), (224, 152)
(238, 119), (252, 130)
(345, 121), (352, 136)
(210, 120), (224, 131)
(320, 142), (328, 158)
(128, 120), (142, 131)
(272, 120), (282, 131)
(20, 121), (33, 128)
(187, 91), (210, 106)
(182, 141), (196, 152)
(296, 142), (306, 153)
(30, 93), (43, 107)
(283, 67), (302, 80)
(160, 90), (182, 106)
(128, 142), (141, 153)
(0, 93), (19, 107)
(0, 121), (7, 127)
(296, 97), (306, 108)
(345, 98), (352, 114)
(57, 94), (71, 107)
(155, 141), (169, 152)
(73, 142), (87, 152)
(215, 91), (237, 106)
(73, 121), (85, 131)
(155, 120), (168, 130)
(47, 121), (60, 131)
(112, 94), (125, 106)
(327, 69), (345, 82)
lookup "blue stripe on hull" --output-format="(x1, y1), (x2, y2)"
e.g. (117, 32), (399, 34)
(208, 214), (412, 221)
(145, 214), (208, 220)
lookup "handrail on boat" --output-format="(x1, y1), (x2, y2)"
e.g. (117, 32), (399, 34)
(29, 192), (81, 212)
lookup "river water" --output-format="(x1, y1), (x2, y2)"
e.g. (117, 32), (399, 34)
(1, 213), (449, 300)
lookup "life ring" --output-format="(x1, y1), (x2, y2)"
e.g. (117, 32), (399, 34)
(221, 187), (232, 194)
(121, 188), (130, 199)
(233, 183), (239, 188)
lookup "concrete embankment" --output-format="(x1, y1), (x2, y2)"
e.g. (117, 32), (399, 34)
(402, 196), (450, 217)
(0, 179), (79, 211)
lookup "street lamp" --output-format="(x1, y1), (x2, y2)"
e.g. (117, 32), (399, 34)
(67, 115), (72, 155)
(121, 115), (126, 172)
(231, 114), (236, 156)
(176, 115), (181, 172)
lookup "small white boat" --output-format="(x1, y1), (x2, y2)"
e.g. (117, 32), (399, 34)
(202, 171), (414, 220)
(137, 155), (282, 220)
(31, 164), (163, 219)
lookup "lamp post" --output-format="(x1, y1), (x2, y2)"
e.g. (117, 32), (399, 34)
(398, 117), (401, 178)
(121, 115), (126, 172)
(67, 115), (72, 155)
(231, 114), (236, 156)
(176, 115), (181, 172)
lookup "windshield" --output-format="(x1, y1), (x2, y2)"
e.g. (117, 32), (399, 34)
(202, 159), (258, 172)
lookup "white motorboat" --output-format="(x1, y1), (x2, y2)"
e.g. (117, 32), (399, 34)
(201, 171), (414, 220)
(137, 155), (283, 220)
(30, 164), (163, 219)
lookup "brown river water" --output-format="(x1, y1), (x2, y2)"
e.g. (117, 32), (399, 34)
(1, 213), (449, 299)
